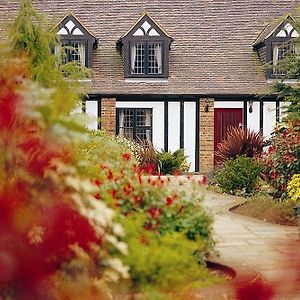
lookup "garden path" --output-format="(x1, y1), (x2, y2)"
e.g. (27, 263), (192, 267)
(205, 190), (299, 290)
(168, 177), (300, 299)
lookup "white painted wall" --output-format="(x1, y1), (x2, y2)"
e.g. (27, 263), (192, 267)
(85, 101), (98, 130)
(216, 101), (279, 140)
(263, 102), (276, 139)
(184, 102), (196, 171)
(116, 101), (195, 171)
(168, 102), (180, 152)
(280, 101), (289, 122)
(116, 101), (165, 150)
(214, 101), (243, 108)
(247, 102), (260, 132)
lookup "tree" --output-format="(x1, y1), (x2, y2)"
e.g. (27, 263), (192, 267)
(273, 15), (300, 121)
(8, 0), (91, 117)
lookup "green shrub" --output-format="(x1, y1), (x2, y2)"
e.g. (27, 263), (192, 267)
(76, 131), (215, 254)
(287, 174), (300, 203)
(157, 148), (190, 174)
(215, 155), (262, 195)
(259, 121), (300, 198)
(120, 214), (221, 293)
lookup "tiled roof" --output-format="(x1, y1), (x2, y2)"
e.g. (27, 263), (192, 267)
(253, 14), (294, 47)
(0, 0), (299, 96)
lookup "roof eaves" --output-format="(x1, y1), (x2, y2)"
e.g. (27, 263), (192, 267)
(252, 23), (269, 47)
(54, 12), (97, 40)
(119, 11), (173, 40)
(264, 14), (294, 39)
(253, 13), (294, 47)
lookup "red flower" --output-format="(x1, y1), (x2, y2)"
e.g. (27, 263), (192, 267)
(94, 193), (101, 200)
(166, 196), (173, 206)
(122, 153), (131, 161)
(94, 179), (102, 186)
(143, 164), (155, 175)
(267, 146), (275, 153)
(138, 173), (142, 184)
(123, 183), (134, 195)
(0, 90), (19, 130)
(145, 222), (153, 231)
(148, 207), (161, 219)
(134, 195), (140, 204)
(271, 171), (278, 180)
(107, 170), (113, 180)
(173, 170), (180, 176)
(111, 189), (118, 199)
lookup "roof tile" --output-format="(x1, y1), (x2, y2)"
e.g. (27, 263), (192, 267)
(0, 0), (299, 95)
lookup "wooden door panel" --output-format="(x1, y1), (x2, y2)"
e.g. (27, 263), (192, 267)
(214, 108), (243, 159)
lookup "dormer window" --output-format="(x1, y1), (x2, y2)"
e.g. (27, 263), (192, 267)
(56, 14), (97, 68)
(253, 15), (299, 79)
(130, 42), (163, 75)
(117, 13), (173, 78)
(273, 41), (295, 76)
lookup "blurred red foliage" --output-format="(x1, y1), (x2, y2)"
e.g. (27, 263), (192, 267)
(0, 61), (101, 298)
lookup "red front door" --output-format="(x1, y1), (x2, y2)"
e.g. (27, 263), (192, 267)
(214, 108), (243, 163)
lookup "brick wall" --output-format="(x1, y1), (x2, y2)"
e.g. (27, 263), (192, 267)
(101, 98), (116, 134)
(199, 98), (214, 173)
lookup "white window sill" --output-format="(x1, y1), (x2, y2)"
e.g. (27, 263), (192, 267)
(77, 79), (92, 82)
(124, 78), (168, 83)
(267, 79), (298, 84)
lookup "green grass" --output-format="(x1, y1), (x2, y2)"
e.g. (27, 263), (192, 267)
(233, 195), (297, 226)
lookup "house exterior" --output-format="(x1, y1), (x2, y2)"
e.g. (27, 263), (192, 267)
(1, 0), (299, 172)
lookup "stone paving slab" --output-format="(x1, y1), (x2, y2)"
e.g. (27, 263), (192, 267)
(203, 189), (300, 299)
(166, 178), (299, 298)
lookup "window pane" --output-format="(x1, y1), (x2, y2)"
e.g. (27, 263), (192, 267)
(123, 109), (134, 127)
(63, 42), (86, 66)
(273, 42), (294, 76)
(131, 43), (145, 74)
(118, 108), (152, 142)
(136, 109), (151, 126)
(148, 43), (162, 74)
(70, 42), (86, 65)
(136, 128), (151, 141)
(123, 128), (134, 139)
(118, 109), (134, 138)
